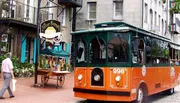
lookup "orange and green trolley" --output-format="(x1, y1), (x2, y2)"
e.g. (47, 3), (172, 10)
(72, 22), (180, 103)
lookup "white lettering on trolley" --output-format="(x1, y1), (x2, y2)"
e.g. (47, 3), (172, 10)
(112, 68), (126, 74)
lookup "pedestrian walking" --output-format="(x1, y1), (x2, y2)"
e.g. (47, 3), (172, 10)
(0, 52), (15, 99)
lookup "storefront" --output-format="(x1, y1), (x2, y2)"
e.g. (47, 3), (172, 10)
(0, 19), (36, 63)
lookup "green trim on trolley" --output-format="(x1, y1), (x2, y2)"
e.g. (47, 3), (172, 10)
(73, 21), (180, 68)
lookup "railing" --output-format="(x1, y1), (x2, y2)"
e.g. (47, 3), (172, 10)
(58, 0), (82, 7)
(0, 0), (53, 24)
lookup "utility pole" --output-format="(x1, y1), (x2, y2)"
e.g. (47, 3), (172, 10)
(71, 7), (76, 70)
(34, 0), (41, 86)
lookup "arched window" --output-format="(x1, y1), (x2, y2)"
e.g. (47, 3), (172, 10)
(89, 37), (106, 64)
(76, 39), (87, 63)
(150, 9), (153, 30)
(162, 19), (164, 35)
(108, 35), (128, 62)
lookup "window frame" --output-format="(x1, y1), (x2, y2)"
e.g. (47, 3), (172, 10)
(144, 3), (148, 23)
(1, 34), (9, 53)
(108, 35), (129, 63)
(62, 8), (66, 26)
(24, 0), (30, 18)
(155, 11), (157, 26)
(87, 2), (96, 20)
(150, 9), (153, 30)
(113, 1), (123, 20)
(89, 36), (106, 64)
(162, 19), (164, 35)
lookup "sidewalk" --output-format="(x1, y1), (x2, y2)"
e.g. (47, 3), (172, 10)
(0, 73), (84, 103)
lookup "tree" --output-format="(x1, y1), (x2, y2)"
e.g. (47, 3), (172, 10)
(170, 0), (180, 13)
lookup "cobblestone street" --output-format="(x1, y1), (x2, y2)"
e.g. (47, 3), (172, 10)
(1, 73), (180, 103)
(149, 86), (180, 103)
(0, 73), (84, 103)
(77, 86), (180, 103)
(75, 86), (180, 103)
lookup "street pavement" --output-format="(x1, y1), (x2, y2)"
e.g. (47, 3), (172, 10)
(149, 86), (180, 103)
(0, 73), (180, 103)
(0, 73), (84, 103)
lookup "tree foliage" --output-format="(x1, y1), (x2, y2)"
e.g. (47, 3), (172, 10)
(171, 0), (180, 13)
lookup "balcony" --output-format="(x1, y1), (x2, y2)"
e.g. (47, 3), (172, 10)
(0, 0), (51, 25)
(58, 0), (82, 7)
(0, 0), (37, 24)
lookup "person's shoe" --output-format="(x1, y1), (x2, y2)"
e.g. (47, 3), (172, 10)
(9, 95), (14, 98)
(0, 97), (5, 99)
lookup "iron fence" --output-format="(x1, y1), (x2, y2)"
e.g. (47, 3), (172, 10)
(0, 0), (53, 24)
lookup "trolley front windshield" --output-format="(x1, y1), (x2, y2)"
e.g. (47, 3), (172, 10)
(74, 32), (130, 67)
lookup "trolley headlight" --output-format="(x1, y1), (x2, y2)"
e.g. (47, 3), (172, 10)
(78, 74), (83, 80)
(94, 74), (101, 81)
(115, 76), (121, 82)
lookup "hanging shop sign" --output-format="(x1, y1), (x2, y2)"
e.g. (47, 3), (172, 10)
(41, 20), (61, 33)
(40, 20), (63, 44)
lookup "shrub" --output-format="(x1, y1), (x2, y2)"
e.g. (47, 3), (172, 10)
(0, 55), (35, 77)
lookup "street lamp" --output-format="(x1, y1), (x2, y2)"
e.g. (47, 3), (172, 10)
(34, 0), (41, 86)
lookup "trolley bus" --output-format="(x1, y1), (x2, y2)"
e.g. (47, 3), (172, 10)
(72, 22), (180, 103)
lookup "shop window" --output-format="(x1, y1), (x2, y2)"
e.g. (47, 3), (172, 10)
(1, 34), (9, 53)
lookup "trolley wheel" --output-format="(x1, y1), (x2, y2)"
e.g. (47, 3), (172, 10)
(41, 76), (49, 85)
(134, 87), (148, 103)
(57, 75), (65, 88)
(166, 88), (174, 95)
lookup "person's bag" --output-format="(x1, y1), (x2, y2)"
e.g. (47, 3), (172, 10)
(12, 79), (17, 91)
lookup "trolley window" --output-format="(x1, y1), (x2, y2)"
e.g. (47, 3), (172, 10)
(89, 37), (106, 64)
(108, 35), (128, 62)
(76, 39), (87, 64)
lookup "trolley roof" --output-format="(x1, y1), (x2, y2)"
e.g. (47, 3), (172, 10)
(71, 21), (180, 48)
(72, 22), (169, 39)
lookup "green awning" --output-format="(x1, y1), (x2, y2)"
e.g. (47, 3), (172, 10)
(40, 48), (69, 57)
